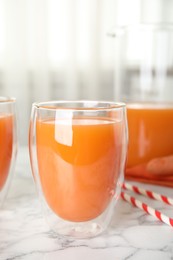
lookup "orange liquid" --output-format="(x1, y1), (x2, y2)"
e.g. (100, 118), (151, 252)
(127, 104), (173, 168)
(0, 114), (13, 190)
(36, 117), (123, 222)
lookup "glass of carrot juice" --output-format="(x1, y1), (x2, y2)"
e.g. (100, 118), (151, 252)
(29, 101), (128, 238)
(0, 97), (17, 207)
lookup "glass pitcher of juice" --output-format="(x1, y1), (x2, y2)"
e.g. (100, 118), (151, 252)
(111, 24), (173, 187)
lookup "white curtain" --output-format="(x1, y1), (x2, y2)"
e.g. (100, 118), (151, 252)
(0, 0), (172, 144)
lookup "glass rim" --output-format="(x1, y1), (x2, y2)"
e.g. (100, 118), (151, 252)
(119, 97), (173, 107)
(0, 97), (16, 103)
(108, 23), (173, 37)
(32, 100), (126, 112)
(126, 101), (173, 109)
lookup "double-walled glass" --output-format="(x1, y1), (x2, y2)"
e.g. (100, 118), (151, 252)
(0, 97), (17, 206)
(29, 101), (128, 238)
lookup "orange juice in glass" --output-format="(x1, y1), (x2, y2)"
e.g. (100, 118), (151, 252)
(0, 97), (17, 206)
(29, 101), (128, 238)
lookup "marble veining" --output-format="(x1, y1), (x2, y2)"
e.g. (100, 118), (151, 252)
(0, 147), (173, 260)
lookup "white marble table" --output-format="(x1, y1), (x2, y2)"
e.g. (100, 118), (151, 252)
(0, 147), (173, 260)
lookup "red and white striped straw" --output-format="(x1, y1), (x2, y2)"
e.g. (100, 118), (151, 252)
(122, 182), (173, 206)
(121, 191), (173, 227)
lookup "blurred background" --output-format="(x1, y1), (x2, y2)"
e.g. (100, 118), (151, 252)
(0, 0), (173, 145)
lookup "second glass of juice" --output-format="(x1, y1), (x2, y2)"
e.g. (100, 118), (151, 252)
(0, 97), (17, 207)
(29, 101), (128, 238)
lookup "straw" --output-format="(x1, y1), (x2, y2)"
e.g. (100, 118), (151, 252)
(122, 182), (173, 206)
(121, 191), (173, 227)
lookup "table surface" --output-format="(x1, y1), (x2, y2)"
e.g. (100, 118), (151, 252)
(0, 147), (173, 260)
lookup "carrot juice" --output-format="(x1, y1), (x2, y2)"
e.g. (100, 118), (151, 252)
(0, 114), (13, 190)
(126, 103), (173, 170)
(36, 117), (123, 222)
